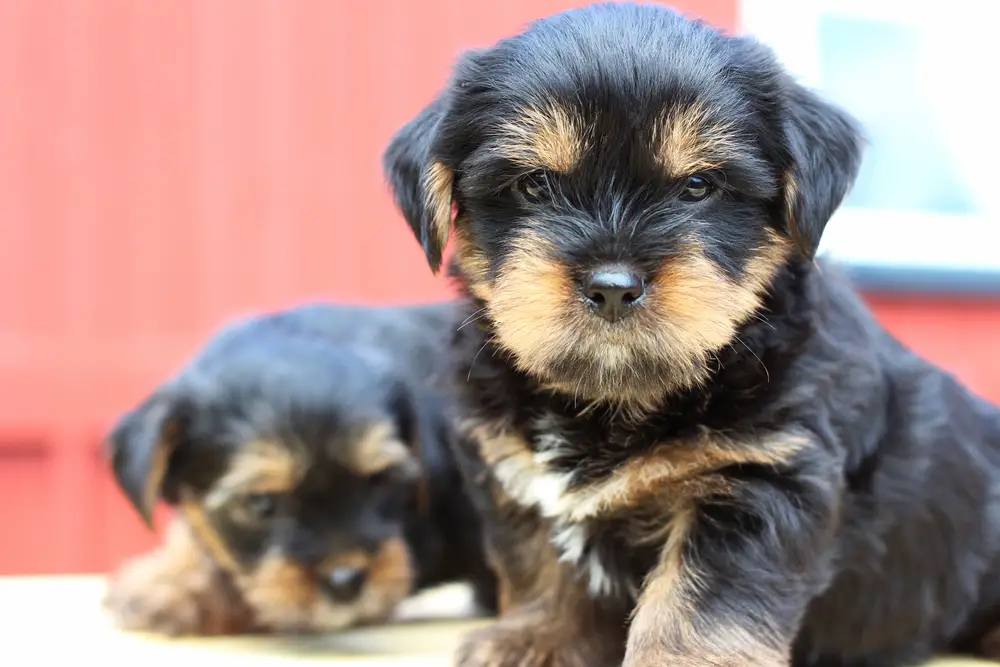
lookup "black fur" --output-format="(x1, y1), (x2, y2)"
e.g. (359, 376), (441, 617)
(384, 4), (1000, 665)
(109, 302), (497, 620)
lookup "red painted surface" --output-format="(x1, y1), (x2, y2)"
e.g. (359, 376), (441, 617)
(0, 0), (737, 575)
(2, 0), (998, 578)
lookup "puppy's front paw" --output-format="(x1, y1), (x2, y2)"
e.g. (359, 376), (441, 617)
(104, 546), (252, 636)
(455, 620), (608, 667)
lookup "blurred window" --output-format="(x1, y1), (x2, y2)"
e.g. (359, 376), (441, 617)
(741, 0), (999, 272)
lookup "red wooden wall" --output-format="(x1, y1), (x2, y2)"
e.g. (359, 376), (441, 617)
(0, 0), (736, 575)
(1, 0), (998, 577)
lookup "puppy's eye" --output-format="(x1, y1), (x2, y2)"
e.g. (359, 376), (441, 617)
(679, 175), (714, 203)
(511, 171), (552, 204)
(245, 493), (278, 521)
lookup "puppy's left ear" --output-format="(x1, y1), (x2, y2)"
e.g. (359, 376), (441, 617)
(779, 81), (865, 258)
(383, 93), (455, 274)
(108, 392), (193, 530)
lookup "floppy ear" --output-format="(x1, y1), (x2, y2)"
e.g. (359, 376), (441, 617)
(780, 81), (865, 258)
(108, 393), (192, 529)
(383, 93), (455, 274)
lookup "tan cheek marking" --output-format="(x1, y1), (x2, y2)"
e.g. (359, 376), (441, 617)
(488, 232), (582, 378)
(653, 103), (742, 178)
(453, 232), (494, 302)
(497, 104), (589, 173)
(355, 537), (415, 623)
(367, 537), (413, 590)
(647, 230), (791, 356)
(244, 550), (317, 609)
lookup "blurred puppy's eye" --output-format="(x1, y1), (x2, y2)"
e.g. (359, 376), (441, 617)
(511, 171), (552, 204)
(245, 493), (278, 521)
(679, 175), (714, 203)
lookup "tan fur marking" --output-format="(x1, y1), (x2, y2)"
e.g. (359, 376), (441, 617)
(247, 551), (318, 609)
(647, 231), (790, 364)
(624, 507), (789, 667)
(653, 103), (743, 177)
(423, 160), (454, 253)
(104, 517), (257, 636)
(180, 496), (242, 572)
(140, 422), (176, 522)
(205, 440), (303, 510)
(357, 537), (416, 623)
(468, 420), (806, 525)
(487, 231), (577, 378)
(481, 226), (791, 413)
(498, 104), (589, 173)
(783, 171), (812, 256)
(568, 431), (807, 521)
(346, 421), (416, 477)
(453, 231), (494, 301)
(243, 537), (414, 633)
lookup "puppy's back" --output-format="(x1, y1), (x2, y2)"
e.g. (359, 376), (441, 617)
(192, 301), (458, 382)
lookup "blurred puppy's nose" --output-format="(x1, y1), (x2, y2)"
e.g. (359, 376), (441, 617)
(322, 566), (367, 602)
(582, 266), (645, 322)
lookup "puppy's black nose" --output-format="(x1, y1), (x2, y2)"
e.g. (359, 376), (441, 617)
(322, 566), (367, 603)
(582, 266), (645, 322)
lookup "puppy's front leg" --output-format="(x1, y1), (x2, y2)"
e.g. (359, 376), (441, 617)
(624, 467), (840, 667)
(456, 505), (626, 667)
(452, 436), (626, 667)
(104, 517), (256, 636)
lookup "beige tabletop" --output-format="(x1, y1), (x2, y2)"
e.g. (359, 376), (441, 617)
(0, 576), (991, 666)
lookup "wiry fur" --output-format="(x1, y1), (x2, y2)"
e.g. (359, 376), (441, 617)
(384, 4), (1000, 666)
(105, 303), (497, 636)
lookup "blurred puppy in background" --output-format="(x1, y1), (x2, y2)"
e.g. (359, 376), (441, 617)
(104, 303), (497, 636)
(385, 3), (1000, 667)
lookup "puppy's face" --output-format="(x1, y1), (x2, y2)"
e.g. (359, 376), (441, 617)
(109, 342), (422, 632)
(385, 4), (863, 410)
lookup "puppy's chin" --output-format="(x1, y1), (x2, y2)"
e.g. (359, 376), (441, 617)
(235, 538), (415, 633)
(480, 231), (790, 413)
(535, 344), (708, 417)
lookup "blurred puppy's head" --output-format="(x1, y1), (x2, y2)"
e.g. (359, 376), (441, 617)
(384, 3), (863, 411)
(109, 331), (424, 632)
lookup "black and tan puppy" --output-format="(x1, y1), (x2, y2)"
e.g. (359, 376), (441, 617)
(384, 4), (1000, 666)
(104, 303), (497, 636)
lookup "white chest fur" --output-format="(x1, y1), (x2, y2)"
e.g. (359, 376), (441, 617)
(485, 424), (620, 597)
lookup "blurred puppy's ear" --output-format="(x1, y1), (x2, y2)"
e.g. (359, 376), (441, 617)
(383, 93), (455, 274)
(780, 81), (865, 258)
(108, 392), (193, 530)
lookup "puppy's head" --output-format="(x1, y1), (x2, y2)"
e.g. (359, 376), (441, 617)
(109, 335), (424, 632)
(384, 3), (863, 411)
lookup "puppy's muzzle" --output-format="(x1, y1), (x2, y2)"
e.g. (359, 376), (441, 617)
(319, 565), (367, 603)
(582, 264), (645, 323)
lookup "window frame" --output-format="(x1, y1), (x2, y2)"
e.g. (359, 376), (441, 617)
(739, 0), (1000, 295)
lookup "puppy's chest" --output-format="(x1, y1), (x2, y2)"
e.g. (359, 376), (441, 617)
(486, 416), (687, 598)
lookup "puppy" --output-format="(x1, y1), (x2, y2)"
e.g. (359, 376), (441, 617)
(104, 303), (497, 636)
(384, 4), (1000, 666)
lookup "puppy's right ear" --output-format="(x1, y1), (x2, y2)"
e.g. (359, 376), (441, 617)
(383, 93), (455, 274)
(108, 393), (192, 530)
